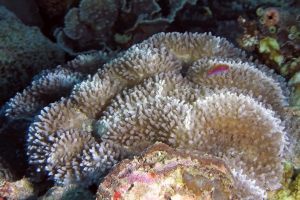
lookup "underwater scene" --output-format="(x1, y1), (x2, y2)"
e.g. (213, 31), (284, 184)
(1, 0), (300, 199)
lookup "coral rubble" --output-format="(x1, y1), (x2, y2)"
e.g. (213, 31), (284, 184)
(0, 178), (36, 199)
(12, 32), (289, 199)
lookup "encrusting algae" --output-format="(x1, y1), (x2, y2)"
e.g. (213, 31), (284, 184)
(97, 142), (236, 200)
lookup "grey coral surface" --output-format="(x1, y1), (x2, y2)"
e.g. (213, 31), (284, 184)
(0, 6), (65, 105)
(5, 68), (85, 119)
(5, 50), (118, 119)
(26, 32), (289, 198)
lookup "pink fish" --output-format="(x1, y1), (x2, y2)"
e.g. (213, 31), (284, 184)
(206, 64), (230, 77)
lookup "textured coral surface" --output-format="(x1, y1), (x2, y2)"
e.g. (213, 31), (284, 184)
(1, 1), (300, 198)
(0, 6), (64, 105)
(21, 32), (289, 199)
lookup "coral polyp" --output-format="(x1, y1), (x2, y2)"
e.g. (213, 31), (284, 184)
(264, 7), (280, 27)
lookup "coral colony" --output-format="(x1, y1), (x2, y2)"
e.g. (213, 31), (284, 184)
(6, 32), (289, 199)
(2, 1), (300, 199)
(54, 0), (198, 55)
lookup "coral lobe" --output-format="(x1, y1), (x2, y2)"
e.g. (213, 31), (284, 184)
(11, 32), (290, 199)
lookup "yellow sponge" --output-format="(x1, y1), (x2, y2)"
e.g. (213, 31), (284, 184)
(259, 37), (284, 66)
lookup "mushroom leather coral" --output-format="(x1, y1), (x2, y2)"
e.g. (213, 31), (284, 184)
(26, 32), (289, 199)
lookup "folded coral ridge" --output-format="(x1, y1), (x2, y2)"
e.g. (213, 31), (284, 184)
(26, 32), (289, 199)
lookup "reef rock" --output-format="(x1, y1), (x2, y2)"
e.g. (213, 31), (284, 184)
(97, 142), (266, 199)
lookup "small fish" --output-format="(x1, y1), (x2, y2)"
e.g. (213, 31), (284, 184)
(206, 64), (230, 77)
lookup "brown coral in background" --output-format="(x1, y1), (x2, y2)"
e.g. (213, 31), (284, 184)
(54, 0), (198, 55)
(39, 0), (297, 56)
